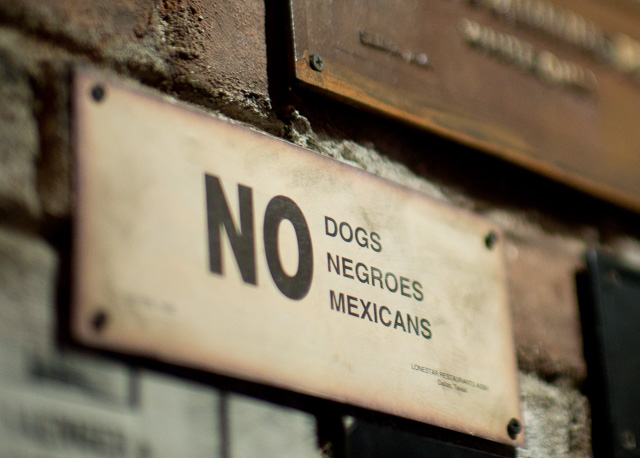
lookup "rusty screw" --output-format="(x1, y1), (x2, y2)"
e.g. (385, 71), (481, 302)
(309, 54), (325, 72)
(485, 231), (499, 250)
(91, 84), (105, 102)
(92, 310), (109, 332)
(507, 418), (522, 440)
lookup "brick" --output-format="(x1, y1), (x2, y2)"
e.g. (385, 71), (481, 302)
(165, 0), (269, 97)
(0, 0), (169, 78)
(0, 50), (41, 219)
(505, 234), (587, 382)
(229, 393), (319, 458)
(517, 373), (591, 458)
(0, 227), (57, 345)
(0, 0), (269, 96)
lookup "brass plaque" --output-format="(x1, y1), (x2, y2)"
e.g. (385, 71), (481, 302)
(290, 0), (640, 211)
(72, 70), (522, 446)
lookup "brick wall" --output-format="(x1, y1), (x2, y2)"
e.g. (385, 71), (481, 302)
(3, 0), (639, 456)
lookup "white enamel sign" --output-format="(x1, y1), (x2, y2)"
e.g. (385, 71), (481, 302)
(72, 70), (523, 446)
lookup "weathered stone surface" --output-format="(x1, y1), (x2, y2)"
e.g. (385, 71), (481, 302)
(0, 227), (57, 344)
(284, 110), (449, 203)
(168, 0), (269, 95)
(517, 372), (591, 458)
(229, 393), (319, 458)
(0, 0), (270, 103)
(0, 0), (169, 78)
(0, 49), (41, 220)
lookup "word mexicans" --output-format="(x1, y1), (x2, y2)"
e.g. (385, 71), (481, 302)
(330, 290), (432, 340)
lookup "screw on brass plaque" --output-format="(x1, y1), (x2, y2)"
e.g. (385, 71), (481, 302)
(507, 418), (522, 440)
(91, 84), (105, 102)
(578, 250), (640, 458)
(309, 54), (325, 72)
(485, 231), (499, 250)
(91, 310), (109, 332)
